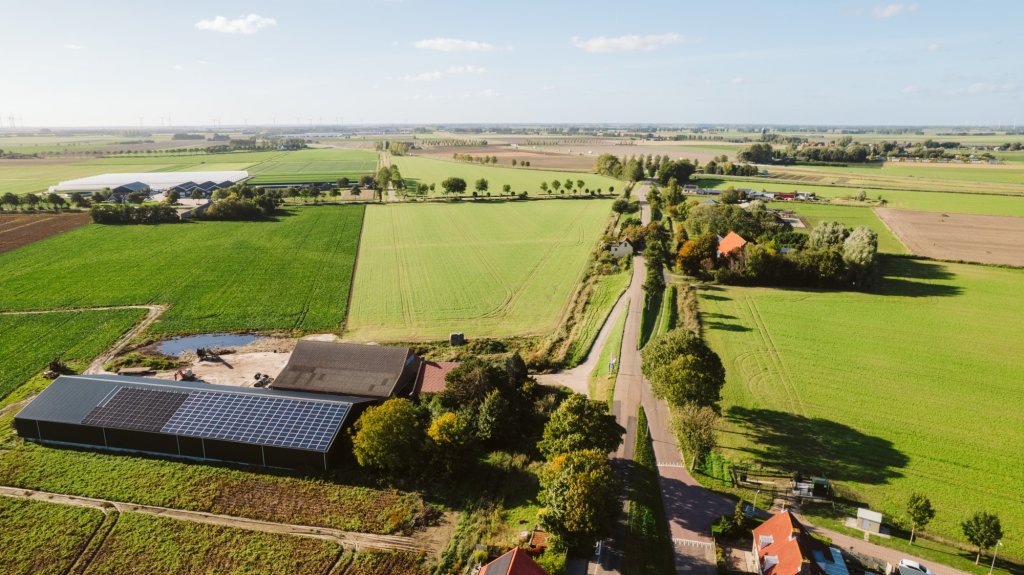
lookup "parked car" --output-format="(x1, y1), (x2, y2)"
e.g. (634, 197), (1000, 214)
(899, 559), (935, 575)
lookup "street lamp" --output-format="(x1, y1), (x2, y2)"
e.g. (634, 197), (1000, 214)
(988, 539), (1002, 575)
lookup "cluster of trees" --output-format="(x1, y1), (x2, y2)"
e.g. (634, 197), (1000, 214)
(594, 153), (647, 181)
(0, 192), (78, 211)
(738, 141), (872, 165)
(375, 141), (412, 155)
(203, 185), (282, 220)
(641, 329), (726, 469)
(509, 159), (532, 167)
(702, 158), (759, 176)
(452, 153), (499, 164)
(539, 178), (592, 195)
(90, 203), (179, 224)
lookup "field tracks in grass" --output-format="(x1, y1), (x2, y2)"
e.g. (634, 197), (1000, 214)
(739, 295), (806, 416)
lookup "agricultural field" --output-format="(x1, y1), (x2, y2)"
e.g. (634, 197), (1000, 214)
(696, 177), (1024, 217)
(766, 203), (908, 254)
(765, 164), (1024, 196)
(85, 512), (340, 575)
(0, 205), (363, 335)
(391, 155), (620, 195)
(698, 257), (1024, 559)
(0, 496), (104, 575)
(876, 208), (1024, 265)
(0, 212), (91, 253)
(0, 309), (145, 399)
(565, 270), (631, 366)
(346, 200), (613, 341)
(247, 148), (378, 184)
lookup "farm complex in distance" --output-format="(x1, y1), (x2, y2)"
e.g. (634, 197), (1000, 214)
(1, 3), (1023, 574)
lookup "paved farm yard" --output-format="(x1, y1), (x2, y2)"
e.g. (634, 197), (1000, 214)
(699, 257), (1024, 559)
(346, 200), (613, 341)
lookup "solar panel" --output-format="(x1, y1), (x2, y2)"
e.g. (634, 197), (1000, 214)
(82, 387), (190, 433)
(161, 391), (349, 452)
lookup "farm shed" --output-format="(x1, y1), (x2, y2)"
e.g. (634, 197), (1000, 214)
(14, 374), (373, 470)
(50, 171), (250, 194)
(752, 511), (849, 575)
(856, 508), (883, 534)
(480, 547), (550, 575)
(272, 341), (422, 399)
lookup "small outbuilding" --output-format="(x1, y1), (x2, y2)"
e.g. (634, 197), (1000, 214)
(606, 239), (634, 259)
(856, 508), (883, 534)
(271, 341), (422, 399)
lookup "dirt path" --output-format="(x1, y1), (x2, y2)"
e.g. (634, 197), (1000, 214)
(0, 485), (430, 553)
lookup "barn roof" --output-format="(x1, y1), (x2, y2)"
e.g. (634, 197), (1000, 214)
(480, 548), (549, 575)
(415, 361), (460, 394)
(717, 231), (748, 257)
(272, 341), (419, 398)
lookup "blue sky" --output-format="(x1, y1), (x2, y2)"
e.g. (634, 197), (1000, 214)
(2, 0), (1022, 127)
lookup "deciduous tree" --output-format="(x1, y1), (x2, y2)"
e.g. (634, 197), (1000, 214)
(907, 493), (935, 544)
(351, 398), (426, 477)
(672, 404), (718, 470)
(962, 512), (1002, 564)
(641, 328), (725, 408)
(539, 450), (618, 553)
(538, 394), (624, 458)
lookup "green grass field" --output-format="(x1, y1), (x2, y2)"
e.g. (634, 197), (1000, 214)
(0, 205), (363, 335)
(565, 270), (631, 366)
(799, 162), (1024, 186)
(0, 309), (145, 399)
(696, 177), (1024, 217)
(247, 148), (378, 184)
(346, 200), (613, 341)
(766, 202), (908, 254)
(393, 155), (620, 195)
(85, 512), (340, 575)
(0, 496), (104, 575)
(699, 257), (1024, 559)
(590, 300), (629, 403)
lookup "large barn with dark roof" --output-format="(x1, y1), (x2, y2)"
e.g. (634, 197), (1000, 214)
(14, 374), (374, 470)
(271, 341), (423, 399)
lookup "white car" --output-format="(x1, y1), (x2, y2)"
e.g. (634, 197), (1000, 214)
(899, 559), (935, 575)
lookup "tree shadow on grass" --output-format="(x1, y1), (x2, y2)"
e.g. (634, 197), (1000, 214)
(872, 256), (963, 298)
(704, 321), (752, 333)
(726, 407), (908, 485)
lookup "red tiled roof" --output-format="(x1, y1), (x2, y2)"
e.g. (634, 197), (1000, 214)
(717, 231), (748, 257)
(480, 548), (550, 575)
(415, 361), (460, 394)
(753, 511), (836, 575)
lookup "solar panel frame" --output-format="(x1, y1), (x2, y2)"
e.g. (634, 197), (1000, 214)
(81, 387), (190, 433)
(161, 391), (349, 453)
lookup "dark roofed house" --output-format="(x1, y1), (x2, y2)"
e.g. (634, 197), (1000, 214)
(14, 374), (373, 470)
(272, 341), (422, 399)
(752, 511), (849, 575)
(480, 548), (550, 575)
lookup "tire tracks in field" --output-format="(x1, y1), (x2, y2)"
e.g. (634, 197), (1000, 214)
(741, 294), (807, 416)
(387, 207), (417, 331)
(438, 208), (514, 321)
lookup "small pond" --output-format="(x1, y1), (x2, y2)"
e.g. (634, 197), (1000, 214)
(157, 333), (259, 356)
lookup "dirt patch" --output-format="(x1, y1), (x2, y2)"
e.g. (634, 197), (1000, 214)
(875, 208), (1024, 266)
(145, 335), (297, 387)
(0, 212), (91, 253)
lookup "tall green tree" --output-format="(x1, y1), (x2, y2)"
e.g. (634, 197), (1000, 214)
(441, 177), (467, 196)
(351, 398), (425, 477)
(539, 450), (618, 553)
(641, 328), (725, 408)
(962, 512), (1002, 564)
(808, 221), (850, 250)
(427, 411), (476, 477)
(907, 493), (935, 544)
(538, 394), (624, 458)
(843, 226), (879, 289)
(474, 178), (489, 194)
(672, 404), (718, 470)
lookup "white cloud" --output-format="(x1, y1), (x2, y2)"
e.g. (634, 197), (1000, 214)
(64, 44), (87, 50)
(966, 82), (1017, 95)
(398, 65), (486, 83)
(198, 60), (211, 65)
(901, 84), (920, 94)
(731, 77), (747, 85)
(173, 64), (184, 71)
(872, 3), (918, 19)
(402, 71), (443, 82)
(447, 65), (486, 75)
(414, 38), (494, 52)
(927, 42), (941, 52)
(195, 14), (277, 34)
(571, 33), (687, 53)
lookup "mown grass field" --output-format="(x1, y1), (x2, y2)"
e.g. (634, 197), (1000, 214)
(85, 512), (340, 575)
(0, 205), (363, 335)
(766, 202), (909, 254)
(696, 177), (1024, 217)
(247, 148), (378, 184)
(698, 257), (1024, 559)
(393, 155), (620, 195)
(347, 200), (613, 341)
(0, 309), (145, 399)
(0, 496), (104, 575)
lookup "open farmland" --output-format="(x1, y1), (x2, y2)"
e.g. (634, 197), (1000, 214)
(698, 258), (1024, 559)
(0, 309), (145, 399)
(84, 511), (340, 575)
(764, 164), (1024, 196)
(391, 155), (620, 195)
(247, 147), (378, 184)
(696, 177), (1024, 217)
(346, 200), (613, 341)
(0, 212), (91, 253)
(0, 496), (105, 575)
(765, 203), (908, 254)
(876, 208), (1024, 265)
(0, 205), (363, 335)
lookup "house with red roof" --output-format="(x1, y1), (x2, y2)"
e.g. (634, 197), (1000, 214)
(479, 547), (550, 575)
(717, 231), (748, 258)
(414, 360), (460, 395)
(752, 511), (849, 575)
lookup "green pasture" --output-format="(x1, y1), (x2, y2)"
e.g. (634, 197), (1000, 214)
(0, 205), (363, 335)
(0, 497), (104, 575)
(247, 147), (378, 183)
(392, 155), (620, 195)
(346, 200), (613, 341)
(699, 258), (1024, 559)
(766, 202), (908, 254)
(695, 177), (1024, 217)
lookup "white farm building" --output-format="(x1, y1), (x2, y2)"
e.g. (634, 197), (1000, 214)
(50, 171), (250, 194)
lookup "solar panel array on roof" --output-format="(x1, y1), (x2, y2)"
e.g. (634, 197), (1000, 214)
(82, 387), (189, 433)
(161, 391), (349, 452)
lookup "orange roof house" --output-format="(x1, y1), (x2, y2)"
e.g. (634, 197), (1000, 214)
(414, 360), (460, 394)
(480, 548), (550, 575)
(717, 231), (748, 257)
(752, 511), (849, 575)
